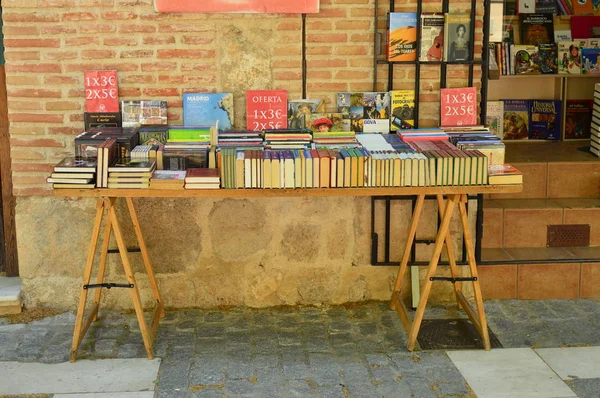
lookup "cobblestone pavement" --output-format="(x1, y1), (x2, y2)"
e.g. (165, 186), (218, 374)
(1, 299), (600, 397)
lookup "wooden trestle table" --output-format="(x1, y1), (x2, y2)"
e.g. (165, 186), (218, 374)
(54, 184), (522, 361)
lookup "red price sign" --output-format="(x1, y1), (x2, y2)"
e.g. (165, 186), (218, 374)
(246, 90), (288, 131)
(440, 87), (477, 127)
(84, 70), (119, 113)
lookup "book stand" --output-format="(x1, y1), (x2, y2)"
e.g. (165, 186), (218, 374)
(390, 193), (490, 351)
(69, 197), (164, 362)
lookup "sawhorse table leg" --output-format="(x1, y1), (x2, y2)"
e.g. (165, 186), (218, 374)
(390, 193), (490, 351)
(70, 197), (165, 362)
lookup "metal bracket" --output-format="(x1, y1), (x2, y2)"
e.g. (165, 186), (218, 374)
(83, 283), (134, 290)
(429, 277), (477, 283)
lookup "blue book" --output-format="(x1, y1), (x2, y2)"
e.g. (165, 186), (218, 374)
(528, 100), (561, 140)
(182, 93), (234, 131)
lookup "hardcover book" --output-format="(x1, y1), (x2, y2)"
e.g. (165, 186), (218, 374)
(513, 45), (540, 75)
(54, 157), (97, 173)
(287, 99), (325, 129)
(440, 87), (478, 127)
(519, 14), (553, 46)
(582, 48), (600, 74)
(84, 70), (118, 113)
(444, 13), (472, 62)
(528, 100), (561, 140)
(503, 100), (529, 140)
(558, 41), (582, 75)
(108, 159), (156, 173)
(390, 90), (415, 131)
(182, 92), (234, 131)
(336, 92), (391, 133)
(536, 43), (558, 74)
(387, 12), (418, 62)
(122, 100), (168, 127)
(84, 112), (122, 130)
(419, 13), (444, 62)
(486, 101), (504, 139)
(488, 164), (523, 185)
(565, 100), (592, 139)
(246, 90), (287, 131)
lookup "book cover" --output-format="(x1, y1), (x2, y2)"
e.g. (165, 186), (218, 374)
(419, 13), (444, 62)
(444, 13), (471, 62)
(84, 112), (122, 130)
(513, 45), (540, 74)
(390, 90), (415, 131)
(183, 92), (234, 130)
(246, 90), (287, 131)
(288, 99), (325, 129)
(558, 41), (582, 74)
(518, 0), (536, 13)
(519, 14), (553, 46)
(362, 92), (391, 133)
(573, 0), (594, 14)
(582, 48), (600, 74)
(486, 101), (504, 139)
(536, 43), (558, 74)
(122, 100), (168, 127)
(528, 100), (561, 140)
(387, 12), (418, 62)
(440, 87), (478, 127)
(84, 70), (118, 113)
(536, 0), (558, 13)
(503, 100), (529, 140)
(565, 99), (593, 139)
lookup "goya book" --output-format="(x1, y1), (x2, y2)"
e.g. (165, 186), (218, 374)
(503, 100), (529, 140)
(84, 70), (118, 113)
(513, 45), (540, 75)
(536, 43), (558, 74)
(558, 41), (582, 75)
(444, 13), (471, 62)
(387, 12), (418, 62)
(440, 87), (478, 127)
(288, 99), (325, 129)
(582, 48), (600, 74)
(519, 14), (554, 46)
(182, 92), (234, 130)
(336, 92), (391, 133)
(390, 90), (415, 131)
(486, 101), (504, 139)
(565, 100), (592, 139)
(419, 13), (444, 62)
(528, 100), (561, 140)
(246, 90), (287, 131)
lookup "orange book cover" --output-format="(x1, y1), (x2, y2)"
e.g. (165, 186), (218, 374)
(387, 13), (418, 61)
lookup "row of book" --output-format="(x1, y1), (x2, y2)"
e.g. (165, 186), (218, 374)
(591, 85), (600, 157)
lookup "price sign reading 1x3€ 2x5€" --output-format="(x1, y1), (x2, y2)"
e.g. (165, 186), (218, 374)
(246, 90), (288, 131)
(440, 87), (478, 127)
(84, 70), (119, 113)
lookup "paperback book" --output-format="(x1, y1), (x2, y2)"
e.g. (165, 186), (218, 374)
(558, 41), (582, 75)
(519, 14), (553, 46)
(444, 13), (472, 62)
(336, 92), (391, 133)
(536, 43), (558, 74)
(287, 99), (325, 129)
(486, 101), (504, 139)
(565, 100), (592, 140)
(122, 100), (167, 127)
(513, 45), (540, 74)
(387, 12), (418, 62)
(390, 90), (415, 131)
(182, 92), (234, 130)
(528, 100), (561, 140)
(582, 48), (600, 74)
(419, 13), (444, 62)
(503, 100), (529, 140)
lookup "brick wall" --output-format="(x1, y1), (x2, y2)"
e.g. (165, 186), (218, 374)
(2, 0), (483, 196)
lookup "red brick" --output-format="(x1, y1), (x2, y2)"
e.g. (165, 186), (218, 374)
(181, 36), (215, 45)
(142, 88), (179, 97)
(66, 37), (100, 46)
(335, 70), (370, 79)
(350, 33), (374, 42)
(45, 101), (81, 111)
(68, 89), (84, 97)
(335, 46), (368, 55)
(69, 114), (84, 122)
(308, 59), (346, 68)
(8, 89), (62, 98)
(11, 163), (55, 173)
(307, 46), (332, 55)
(120, 25), (157, 33)
(277, 21), (301, 30)
(4, 38), (60, 48)
(335, 0), (370, 3)
(120, 50), (154, 58)
(143, 36), (176, 45)
(310, 8), (346, 18)
(119, 88), (142, 97)
(104, 38), (138, 46)
(8, 101), (43, 111)
(11, 138), (64, 147)
(45, 51), (78, 60)
(307, 20), (333, 30)
(9, 113), (64, 123)
(158, 24), (213, 33)
(349, 58), (372, 67)
(157, 49), (215, 59)
(41, 0), (76, 6)
(308, 71), (332, 79)
(274, 71), (302, 80)
(307, 34), (347, 43)
(350, 7), (377, 17)
(62, 12), (97, 21)
(81, 50), (116, 59)
(273, 46), (299, 56)
(6, 76), (41, 85)
(10, 149), (46, 161)
(14, 187), (51, 197)
(45, 76), (79, 85)
(335, 21), (371, 30)
(102, 11), (137, 20)
(3, 13), (60, 23)
(180, 63), (215, 72)
(49, 127), (82, 135)
(4, 51), (40, 61)
(307, 83), (347, 91)
(3, 26), (40, 35)
(272, 60), (301, 68)
(141, 62), (177, 72)
(80, 25), (117, 34)
(121, 75), (156, 84)
(41, 26), (77, 34)
(349, 82), (375, 91)
(102, 63), (139, 72)
(12, 175), (49, 186)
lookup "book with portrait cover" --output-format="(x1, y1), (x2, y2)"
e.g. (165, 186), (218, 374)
(528, 100), (561, 140)
(419, 13), (444, 62)
(503, 100), (529, 140)
(246, 90), (287, 131)
(390, 90), (415, 131)
(519, 14), (554, 46)
(183, 93), (234, 131)
(558, 41), (583, 75)
(443, 13), (471, 62)
(387, 12), (418, 62)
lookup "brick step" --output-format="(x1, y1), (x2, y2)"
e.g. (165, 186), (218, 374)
(478, 261), (600, 300)
(482, 198), (600, 249)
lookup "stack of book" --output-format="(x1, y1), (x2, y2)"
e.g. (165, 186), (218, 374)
(397, 128), (448, 141)
(488, 164), (523, 185)
(74, 127), (139, 159)
(185, 168), (221, 189)
(591, 83), (600, 157)
(47, 157), (97, 189)
(106, 159), (156, 189)
(149, 170), (186, 190)
(447, 127), (506, 165)
(130, 144), (159, 159)
(162, 126), (212, 170)
(218, 130), (263, 149)
(263, 128), (312, 150)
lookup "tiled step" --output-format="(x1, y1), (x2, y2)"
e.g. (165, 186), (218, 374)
(0, 277), (22, 315)
(482, 198), (600, 249)
(477, 259), (600, 300)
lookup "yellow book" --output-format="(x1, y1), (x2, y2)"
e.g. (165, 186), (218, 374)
(299, 150), (307, 188)
(393, 155), (402, 187)
(342, 150), (351, 188)
(349, 149), (359, 188)
(263, 151), (272, 189)
(294, 151), (302, 188)
(356, 149), (365, 187)
(305, 150), (313, 188)
(271, 152), (281, 189)
(335, 152), (344, 188)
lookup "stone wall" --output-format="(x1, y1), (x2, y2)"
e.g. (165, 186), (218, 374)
(4, 0), (483, 309)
